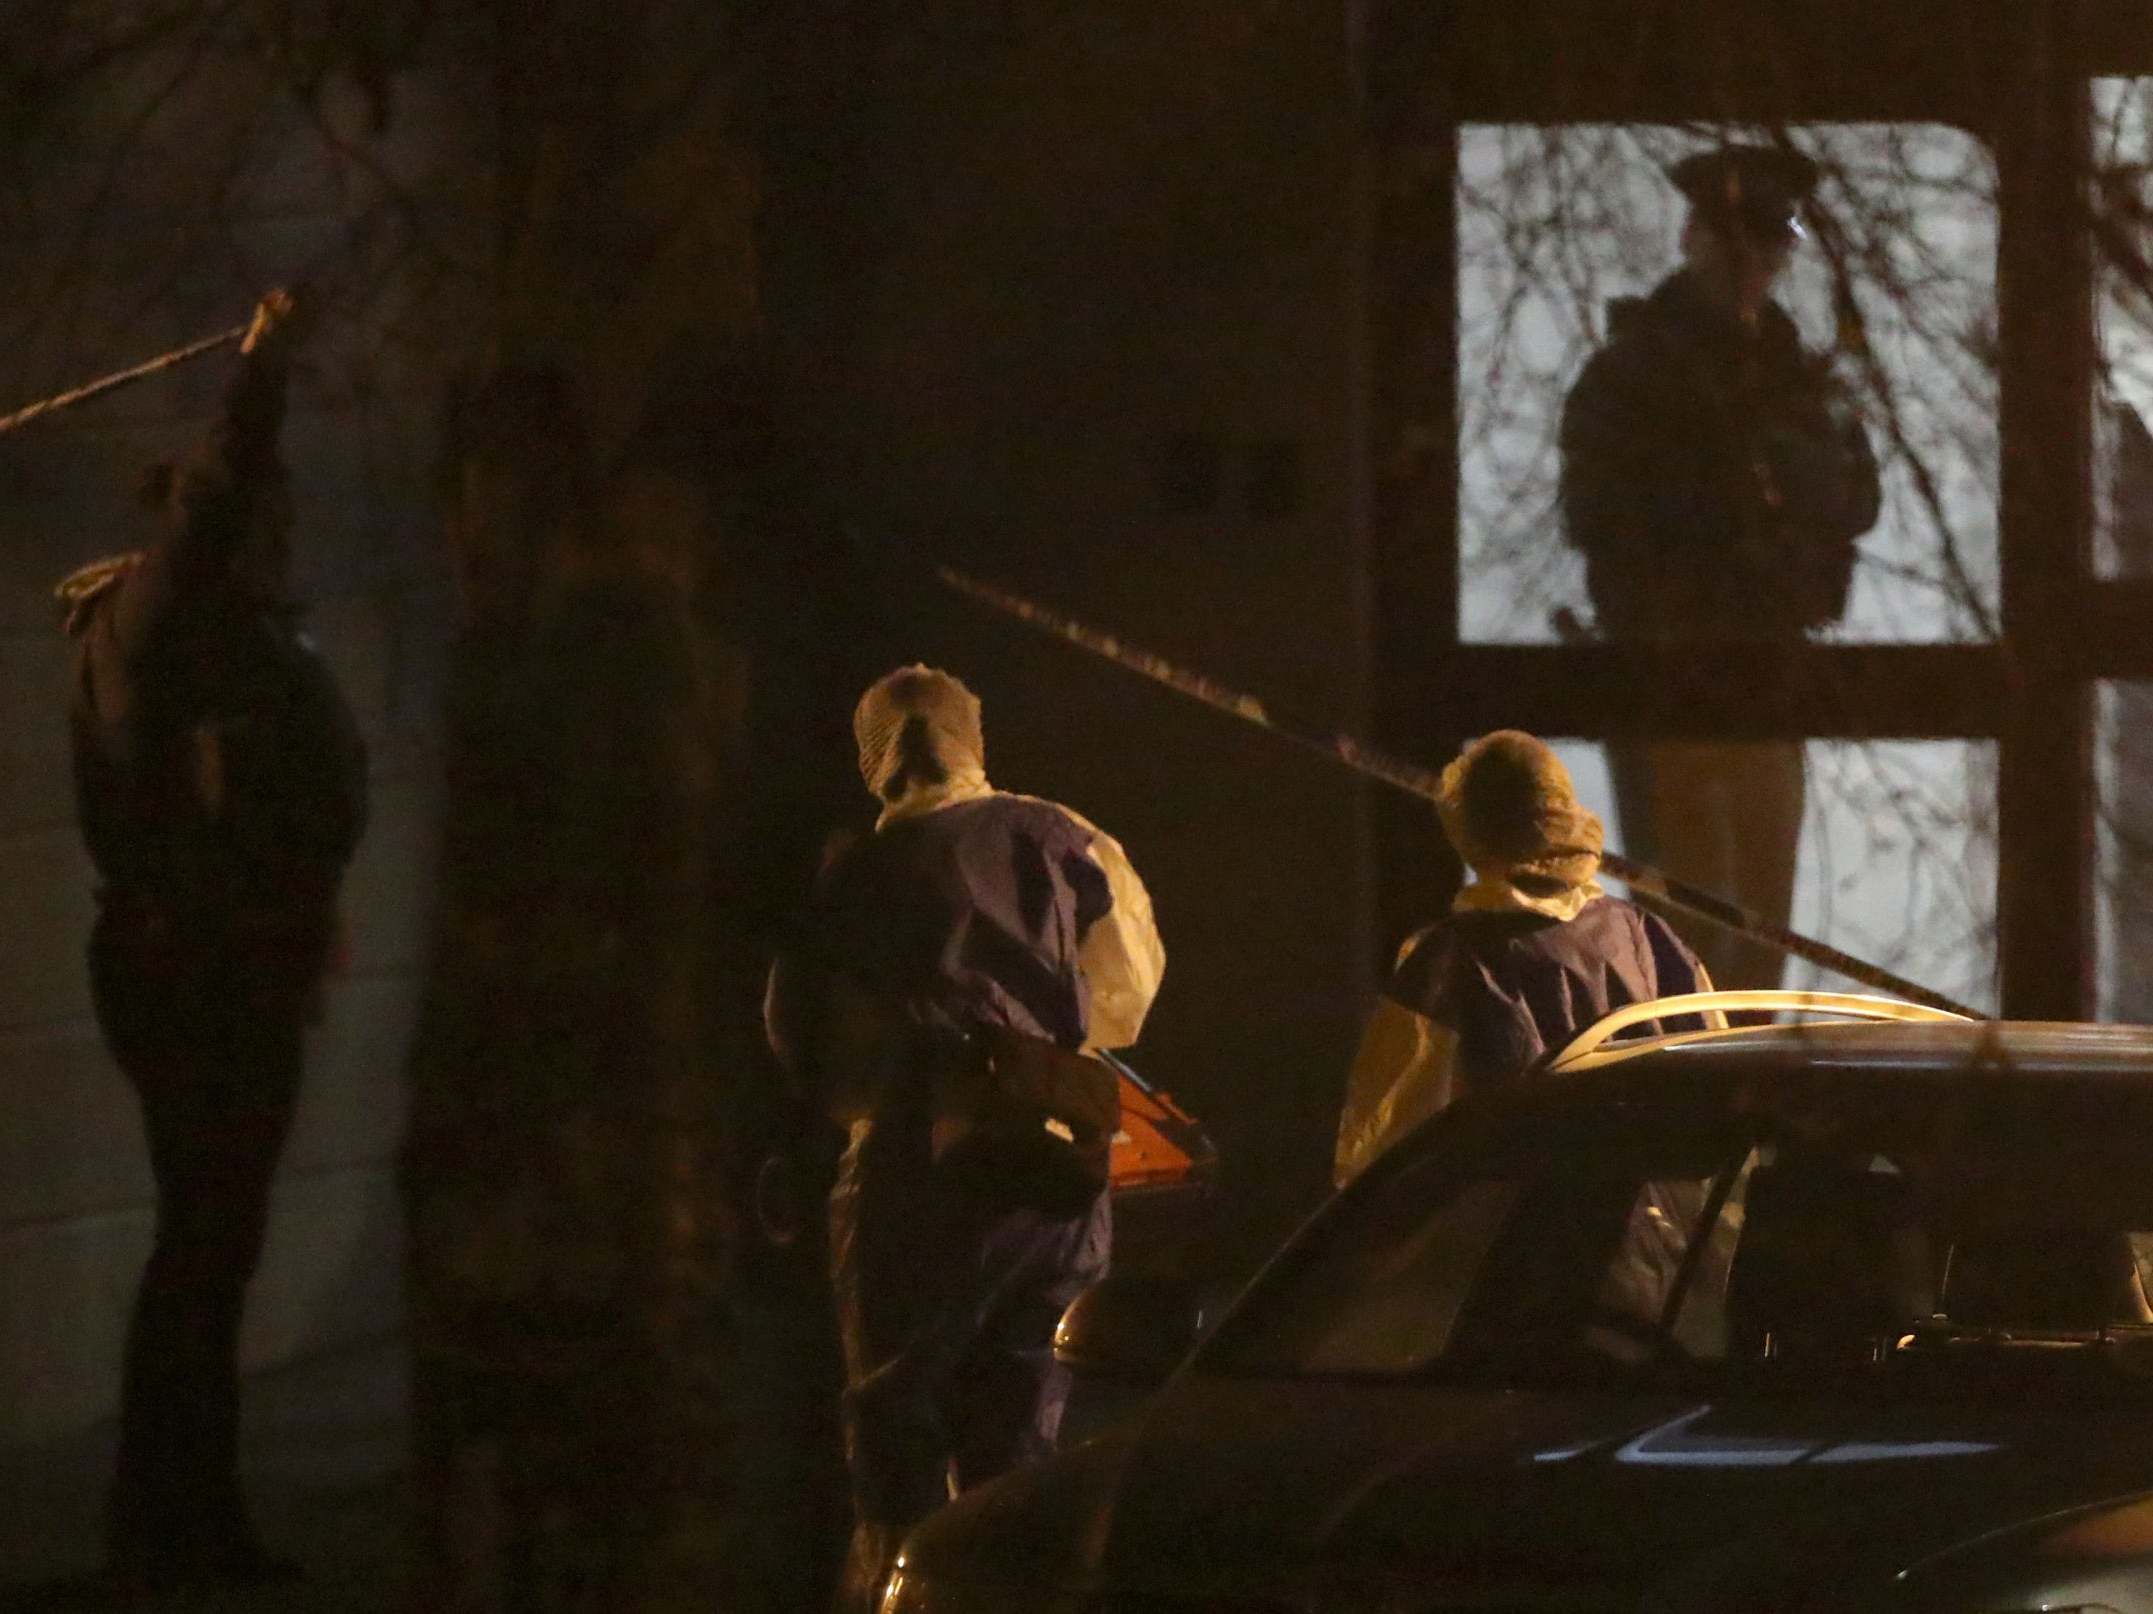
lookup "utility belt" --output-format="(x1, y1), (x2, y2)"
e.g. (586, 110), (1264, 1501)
(925, 1023), (1119, 1220)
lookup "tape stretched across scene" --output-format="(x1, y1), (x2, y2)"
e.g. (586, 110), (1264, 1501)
(935, 563), (1984, 1021)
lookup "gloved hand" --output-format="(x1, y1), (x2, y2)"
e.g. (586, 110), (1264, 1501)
(239, 288), (314, 357)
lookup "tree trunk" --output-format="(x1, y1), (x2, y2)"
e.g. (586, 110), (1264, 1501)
(399, 4), (816, 1608)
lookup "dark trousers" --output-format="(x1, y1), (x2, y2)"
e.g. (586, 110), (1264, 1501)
(89, 912), (312, 1567)
(828, 1113), (1111, 1612)
(1606, 738), (1807, 991)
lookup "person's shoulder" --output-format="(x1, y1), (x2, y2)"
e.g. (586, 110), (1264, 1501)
(1575, 298), (1651, 374)
(1390, 917), (1557, 1029)
(1568, 283), (1688, 399)
(1386, 920), (1462, 1005)
(990, 788), (1084, 821)
(1619, 898), (1711, 983)
(1541, 893), (1656, 957)
(54, 552), (140, 640)
(1608, 271), (1748, 358)
(1574, 891), (1657, 937)
(984, 789), (1108, 846)
(811, 819), (902, 914)
(882, 792), (1077, 865)
(1613, 272), (1702, 336)
(1616, 894), (1683, 942)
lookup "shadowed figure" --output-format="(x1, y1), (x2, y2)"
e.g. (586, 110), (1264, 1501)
(1560, 144), (1881, 991)
(55, 289), (368, 1594)
(765, 666), (1164, 1612)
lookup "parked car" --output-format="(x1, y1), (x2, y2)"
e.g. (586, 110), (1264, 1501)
(880, 991), (2153, 1613)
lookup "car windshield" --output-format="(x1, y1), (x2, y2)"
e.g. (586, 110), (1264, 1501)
(1201, 1073), (2153, 1396)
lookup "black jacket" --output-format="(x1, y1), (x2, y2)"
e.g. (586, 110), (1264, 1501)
(1559, 268), (1882, 638)
(62, 349), (366, 941)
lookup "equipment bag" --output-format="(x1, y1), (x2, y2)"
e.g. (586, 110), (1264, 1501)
(930, 1025), (1120, 1218)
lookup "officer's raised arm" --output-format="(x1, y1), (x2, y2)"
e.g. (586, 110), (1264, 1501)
(54, 279), (362, 1588)
(107, 289), (307, 658)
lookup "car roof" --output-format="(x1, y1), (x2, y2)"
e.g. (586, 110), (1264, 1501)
(1359, 996), (2153, 1164)
(1567, 1018), (2153, 1092)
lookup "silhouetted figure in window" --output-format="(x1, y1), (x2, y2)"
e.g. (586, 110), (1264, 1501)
(1560, 145), (1880, 989)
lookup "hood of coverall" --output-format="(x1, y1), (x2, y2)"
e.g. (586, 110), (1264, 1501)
(854, 664), (990, 817)
(1438, 730), (1604, 897)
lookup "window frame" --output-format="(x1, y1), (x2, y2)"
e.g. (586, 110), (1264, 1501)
(1358, 0), (2134, 1017)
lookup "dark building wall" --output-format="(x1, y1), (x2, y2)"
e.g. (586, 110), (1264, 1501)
(0, 0), (1384, 1453)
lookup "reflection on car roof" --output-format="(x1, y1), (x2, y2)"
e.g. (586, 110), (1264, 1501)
(1572, 1018), (2153, 1084)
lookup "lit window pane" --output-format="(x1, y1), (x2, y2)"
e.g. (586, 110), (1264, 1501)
(1567, 737), (1998, 1016)
(1458, 123), (1998, 644)
(1781, 741), (1996, 1016)
(2096, 682), (2153, 1020)
(2093, 80), (2153, 580)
